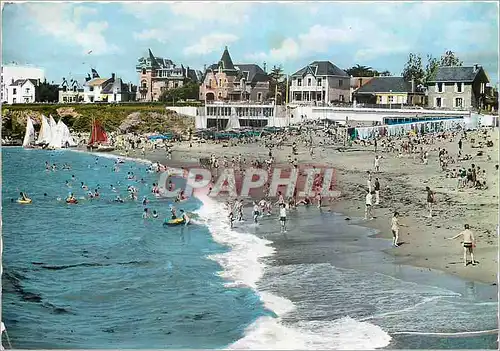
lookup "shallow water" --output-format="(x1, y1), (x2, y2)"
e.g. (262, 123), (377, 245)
(2, 148), (271, 349)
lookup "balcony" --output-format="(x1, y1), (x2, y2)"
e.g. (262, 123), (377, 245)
(290, 85), (325, 92)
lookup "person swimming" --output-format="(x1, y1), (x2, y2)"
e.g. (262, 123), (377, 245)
(81, 182), (88, 190)
(180, 209), (190, 225)
(114, 195), (124, 203)
(142, 208), (150, 219)
(19, 192), (29, 201)
(94, 189), (100, 198)
(142, 196), (148, 206)
(152, 210), (159, 218)
(170, 206), (177, 219)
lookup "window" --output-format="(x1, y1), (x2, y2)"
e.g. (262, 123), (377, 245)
(297, 78), (302, 86)
(63, 97), (68, 102)
(388, 95), (394, 103)
(142, 68), (146, 75)
(257, 92), (262, 101)
(13, 88), (17, 94)
(317, 78), (322, 86)
(89, 86), (94, 92)
(63, 86), (67, 92)
(307, 78), (312, 86)
(437, 83), (444, 93)
(24, 97), (29, 103)
(436, 97), (442, 107)
(174, 82), (179, 88)
(457, 83), (463, 93)
(339, 94), (345, 102)
(455, 97), (463, 108)
(25, 88), (30, 94)
(13, 98), (16, 103)
(338, 80), (343, 87)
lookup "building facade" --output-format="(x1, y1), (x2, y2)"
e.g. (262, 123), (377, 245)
(83, 71), (135, 103)
(136, 49), (200, 102)
(7, 79), (39, 104)
(1, 64), (44, 103)
(426, 65), (489, 110)
(289, 61), (351, 105)
(59, 78), (84, 103)
(353, 77), (425, 106)
(199, 46), (270, 103)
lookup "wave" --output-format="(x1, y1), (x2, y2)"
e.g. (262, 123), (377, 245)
(392, 329), (499, 337)
(70, 149), (153, 165)
(194, 193), (392, 350)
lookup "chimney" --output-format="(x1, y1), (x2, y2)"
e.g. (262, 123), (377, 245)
(411, 78), (415, 93)
(473, 64), (480, 73)
(263, 62), (267, 73)
(112, 73), (115, 80)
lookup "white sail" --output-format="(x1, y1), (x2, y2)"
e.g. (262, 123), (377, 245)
(48, 120), (64, 149)
(22, 118), (35, 147)
(60, 121), (77, 147)
(36, 115), (52, 144)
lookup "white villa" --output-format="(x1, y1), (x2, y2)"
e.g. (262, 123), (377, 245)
(7, 79), (39, 104)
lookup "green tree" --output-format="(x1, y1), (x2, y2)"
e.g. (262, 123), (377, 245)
(401, 53), (425, 85)
(379, 70), (392, 77)
(440, 50), (463, 67)
(159, 82), (200, 103)
(267, 65), (287, 104)
(345, 64), (375, 77)
(37, 79), (59, 102)
(424, 54), (440, 85)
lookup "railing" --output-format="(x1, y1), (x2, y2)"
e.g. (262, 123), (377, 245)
(205, 100), (273, 106)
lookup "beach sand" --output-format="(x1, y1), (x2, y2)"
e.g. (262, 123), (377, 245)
(115, 128), (499, 285)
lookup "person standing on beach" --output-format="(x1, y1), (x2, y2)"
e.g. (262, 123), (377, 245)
(425, 186), (435, 218)
(253, 202), (260, 223)
(374, 155), (380, 173)
(391, 212), (407, 247)
(279, 203), (287, 233)
(374, 178), (381, 205)
(447, 224), (476, 266)
(364, 190), (374, 220)
(367, 172), (372, 193)
(458, 138), (463, 157)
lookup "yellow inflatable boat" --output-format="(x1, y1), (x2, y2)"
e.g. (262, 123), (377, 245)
(17, 198), (32, 204)
(163, 218), (186, 226)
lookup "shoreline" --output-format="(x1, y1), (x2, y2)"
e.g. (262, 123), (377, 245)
(106, 130), (498, 286)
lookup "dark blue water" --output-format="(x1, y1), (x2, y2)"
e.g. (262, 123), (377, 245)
(2, 148), (271, 349)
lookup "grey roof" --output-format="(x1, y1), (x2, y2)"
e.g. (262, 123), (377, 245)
(428, 66), (489, 83)
(10, 79), (38, 87)
(219, 46), (235, 70)
(355, 77), (412, 94)
(102, 76), (129, 94)
(292, 61), (349, 77)
(234, 64), (269, 83)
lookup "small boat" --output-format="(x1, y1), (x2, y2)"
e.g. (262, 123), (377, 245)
(87, 119), (115, 152)
(17, 198), (32, 204)
(22, 117), (36, 148)
(163, 218), (186, 226)
(66, 198), (78, 204)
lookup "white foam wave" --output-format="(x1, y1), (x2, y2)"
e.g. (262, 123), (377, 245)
(69, 149), (153, 165)
(194, 193), (392, 350)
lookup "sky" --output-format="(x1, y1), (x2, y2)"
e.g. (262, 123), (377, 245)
(2, 1), (499, 85)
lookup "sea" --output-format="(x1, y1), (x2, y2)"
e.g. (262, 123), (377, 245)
(2, 147), (498, 349)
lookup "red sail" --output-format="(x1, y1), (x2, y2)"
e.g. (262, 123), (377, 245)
(88, 120), (108, 145)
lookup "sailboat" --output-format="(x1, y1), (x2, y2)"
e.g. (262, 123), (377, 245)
(22, 118), (36, 148)
(35, 115), (52, 147)
(87, 118), (114, 152)
(47, 120), (78, 149)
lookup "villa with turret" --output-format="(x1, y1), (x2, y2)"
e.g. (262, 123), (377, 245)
(136, 49), (201, 102)
(199, 46), (270, 103)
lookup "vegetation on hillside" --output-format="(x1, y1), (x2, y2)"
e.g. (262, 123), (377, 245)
(1, 104), (195, 139)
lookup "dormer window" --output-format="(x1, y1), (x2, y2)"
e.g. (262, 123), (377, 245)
(297, 78), (302, 86)
(73, 86), (77, 92)
(63, 86), (67, 92)
(457, 82), (463, 93)
(307, 78), (312, 86)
